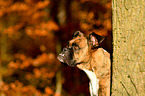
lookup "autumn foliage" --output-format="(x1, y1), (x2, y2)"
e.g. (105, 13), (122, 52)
(0, 0), (111, 96)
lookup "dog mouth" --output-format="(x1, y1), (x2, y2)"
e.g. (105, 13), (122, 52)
(57, 54), (77, 67)
(57, 54), (88, 67)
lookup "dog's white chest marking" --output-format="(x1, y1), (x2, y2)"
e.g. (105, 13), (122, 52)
(83, 69), (99, 96)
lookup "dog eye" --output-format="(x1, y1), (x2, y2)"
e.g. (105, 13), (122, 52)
(72, 43), (80, 51)
(74, 46), (79, 50)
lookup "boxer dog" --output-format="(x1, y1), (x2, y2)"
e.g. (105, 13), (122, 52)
(57, 31), (111, 96)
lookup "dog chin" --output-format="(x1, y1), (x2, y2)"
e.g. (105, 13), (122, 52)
(67, 61), (77, 67)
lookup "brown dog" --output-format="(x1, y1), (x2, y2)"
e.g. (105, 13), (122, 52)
(57, 31), (111, 96)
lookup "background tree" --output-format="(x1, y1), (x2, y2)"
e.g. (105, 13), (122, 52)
(0, 0), (111, 96)
(112, 0), (145, 95)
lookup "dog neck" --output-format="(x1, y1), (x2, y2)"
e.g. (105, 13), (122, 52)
(76, 48), (98, 71)
(76, 56), (92, 71)
(76, 49), (99, 96)
(76, 48), (110, 96)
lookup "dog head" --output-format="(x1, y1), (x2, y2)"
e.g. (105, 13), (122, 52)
(57, 31), (104, 67)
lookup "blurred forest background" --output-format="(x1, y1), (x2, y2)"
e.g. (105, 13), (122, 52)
(0, 0), (112, 96)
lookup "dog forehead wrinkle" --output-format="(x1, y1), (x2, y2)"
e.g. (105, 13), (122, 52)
(69, 37), (86, 46)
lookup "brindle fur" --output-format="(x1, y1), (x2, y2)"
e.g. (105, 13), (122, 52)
(58, 31), (111, 96)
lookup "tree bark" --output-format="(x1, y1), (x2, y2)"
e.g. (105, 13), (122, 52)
(112, 0), (145, 96)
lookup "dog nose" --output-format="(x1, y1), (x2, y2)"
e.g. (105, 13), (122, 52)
(57, 54), (65, 63)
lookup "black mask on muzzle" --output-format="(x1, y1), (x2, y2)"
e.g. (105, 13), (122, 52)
(57, 47), (76, 67)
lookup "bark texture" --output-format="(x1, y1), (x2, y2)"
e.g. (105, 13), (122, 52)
(112, 0), (145, 96)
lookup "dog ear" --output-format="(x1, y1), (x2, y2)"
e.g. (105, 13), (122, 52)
(88, 32), (105, 48)
(73, 31), (84, 38)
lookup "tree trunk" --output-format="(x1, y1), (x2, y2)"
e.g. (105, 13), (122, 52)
(112, 0), (145, 96)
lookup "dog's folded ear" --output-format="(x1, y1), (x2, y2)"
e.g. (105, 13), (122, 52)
(88, 32), (105, 48)
(73, 31), (84, 38)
